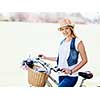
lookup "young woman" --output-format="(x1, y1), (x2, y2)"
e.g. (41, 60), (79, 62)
(39, 18), (88, 87)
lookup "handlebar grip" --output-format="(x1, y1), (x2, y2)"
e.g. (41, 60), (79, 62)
(50, 68), (63, 72)
(57, 68), (63, 71)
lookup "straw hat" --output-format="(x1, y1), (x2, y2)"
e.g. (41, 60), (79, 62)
(58, 18), (75, 31)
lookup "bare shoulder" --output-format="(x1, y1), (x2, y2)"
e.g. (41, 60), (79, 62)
(77, 40), (86, 52)
(77, 39), (88, 62)
(75, 37), (82, 51)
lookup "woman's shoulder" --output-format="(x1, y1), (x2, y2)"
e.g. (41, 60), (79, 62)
(75, 37), (82, 51)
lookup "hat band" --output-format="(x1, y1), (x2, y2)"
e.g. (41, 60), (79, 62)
(58, 24), (74, 31)
(61, 24), (74, 27)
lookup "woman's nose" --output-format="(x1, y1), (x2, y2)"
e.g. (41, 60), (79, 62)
(63, 29), (66, 33)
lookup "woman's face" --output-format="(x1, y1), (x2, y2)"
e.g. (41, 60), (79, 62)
(61, 26), (72, 37)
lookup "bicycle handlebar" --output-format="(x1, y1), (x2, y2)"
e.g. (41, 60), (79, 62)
(22, 56), (62, 73)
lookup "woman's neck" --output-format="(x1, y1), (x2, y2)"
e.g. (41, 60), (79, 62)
(66, 36), (73, 42)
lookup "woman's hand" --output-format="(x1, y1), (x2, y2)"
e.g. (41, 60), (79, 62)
(38, 54), (57, 61)
(61, 68), (72, 74)
(38, 54), (47, 59)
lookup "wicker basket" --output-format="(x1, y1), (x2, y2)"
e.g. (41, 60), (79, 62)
(28, 66), (48, 87)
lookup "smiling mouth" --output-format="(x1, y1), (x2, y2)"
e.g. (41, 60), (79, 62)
(63, 32), (68, 34)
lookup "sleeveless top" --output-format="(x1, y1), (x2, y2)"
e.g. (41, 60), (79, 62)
(57, 37), (81, 76)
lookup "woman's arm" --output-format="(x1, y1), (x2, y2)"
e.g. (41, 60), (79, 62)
(44, 56), (57, 61)
(71, 41), (88, 73)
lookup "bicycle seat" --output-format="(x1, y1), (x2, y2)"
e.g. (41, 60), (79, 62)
(78, 71), (93, 79)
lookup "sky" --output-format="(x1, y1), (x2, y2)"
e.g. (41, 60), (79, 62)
(0, 0), (100, 12)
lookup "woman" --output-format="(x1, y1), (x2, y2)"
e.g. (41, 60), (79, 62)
(39, 18), (88, 87)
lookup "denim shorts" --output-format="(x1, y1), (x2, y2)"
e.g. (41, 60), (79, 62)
(58, 76), (78, 87)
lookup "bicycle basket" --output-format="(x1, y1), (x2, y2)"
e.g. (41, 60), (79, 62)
(28, 66), (48, 87)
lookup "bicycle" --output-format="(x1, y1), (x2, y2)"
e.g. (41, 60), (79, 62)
(21, 55), (93, 87)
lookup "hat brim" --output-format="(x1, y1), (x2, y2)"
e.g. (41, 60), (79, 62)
(58, 24), (75, 31)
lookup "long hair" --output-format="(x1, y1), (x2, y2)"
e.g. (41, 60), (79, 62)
(69, 27), (76, 38)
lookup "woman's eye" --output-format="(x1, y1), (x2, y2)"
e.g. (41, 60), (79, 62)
(60, 28), (64, 31)
(65, 28), (68, 29)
